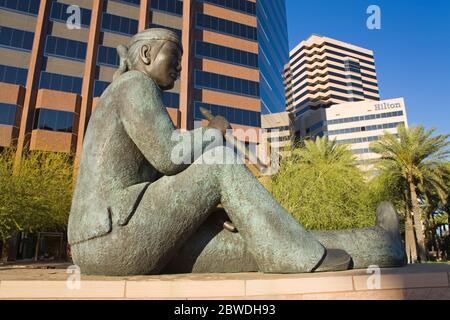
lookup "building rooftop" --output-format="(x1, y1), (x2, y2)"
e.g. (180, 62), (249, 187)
(290, 34), (374, 57)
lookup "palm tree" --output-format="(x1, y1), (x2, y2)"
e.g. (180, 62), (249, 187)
(272, 136), (375, 230)
(371, 125), (450, 262)
(293, 136), (356, 166)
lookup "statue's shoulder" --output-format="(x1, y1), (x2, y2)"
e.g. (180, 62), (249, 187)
(113, 70), (159, 92)
(111, 71), (162, 113)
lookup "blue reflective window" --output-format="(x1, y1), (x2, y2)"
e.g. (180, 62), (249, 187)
(119, 17), (130, 34)
(93, 80), (110, 97)
(0, 103), (17, 126)
(0, 64), (28, 86)
(39, 72), (82, 94)
(198, 0), (255, 15)
(325, 111), (403, 126)
(196, 13), (257, 41)
(50, 2), (92, 27)
(44, 36), (86, 61)
(111, 15), (120, 31)
(195, 41), (258, 69)
(0, 26), (34, 51)
(0, 26), (12, 46)
(101, 13), (138, 35)
(162, 92), (180, 108)
(78, 42), (87, 60)
(194, 102), (260, 127)
(102, 12), (111, 29)
(33, 108), (74, 133)
(98, 45), (119, 66)
(61, 75), (73, 92)
(327, 122), (404, 136)
(111, 0), (140, 6)
(195, 70), (259, 97)
(0, 0), (40, 15)
(150, 0), (183, 16)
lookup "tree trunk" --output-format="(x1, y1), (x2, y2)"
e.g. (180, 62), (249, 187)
(409, 180), (428, 262)
(405, 211), (418, 263)
(404, 190), (418, 264)
(1, 240), (9, 262)
(431, 225), (439, 260)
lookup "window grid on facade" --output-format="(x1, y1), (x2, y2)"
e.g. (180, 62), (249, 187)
(0, 102), (17, 126)
(101, 13), (138, 36)
(326, 111), (403, 126)
(195, 70), (259, 98)
(327, 121), (405, 136)
(150, 0), (183, 16)
(196, 13), (257, 41)
(50, 2), (92, 27)
(0, 26), (34, 52)
(39, 72), (83, 95)
(195, 41), (258, 69)
(33, 108), (74, 133)
(335, 134), (399, 146)
(162, 92), (180, 108)
(198, 0), (256, 15)
(0, 0), (40, 16)
(112, 0), (140, 6)
(45, 36), (87, 61)
(0, 64), (28, 86)
(97, 45), (119, 67)
(93, 80), (110, 97)
(194, 102), (261, 127)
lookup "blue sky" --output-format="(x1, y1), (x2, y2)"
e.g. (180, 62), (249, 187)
(285, 0), (450, 135)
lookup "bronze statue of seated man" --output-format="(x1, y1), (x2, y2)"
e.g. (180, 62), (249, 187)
(68, 29), (406, 276)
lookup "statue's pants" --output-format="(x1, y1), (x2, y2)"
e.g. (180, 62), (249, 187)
(71, 146), (326, 276)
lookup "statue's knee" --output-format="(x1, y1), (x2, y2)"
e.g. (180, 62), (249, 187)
(203, 145), (239, 165)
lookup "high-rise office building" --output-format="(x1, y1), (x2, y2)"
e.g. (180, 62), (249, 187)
(285, 34), (380, 134)
(284, 35), (409, 167)
(0, 0), (288, 167)
(299, 98), (408, 166)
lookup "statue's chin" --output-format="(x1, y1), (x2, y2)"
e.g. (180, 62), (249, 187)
(158, 82), (174, 91)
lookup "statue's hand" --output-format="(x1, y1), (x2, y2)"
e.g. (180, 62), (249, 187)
(207, 115), (232, 136)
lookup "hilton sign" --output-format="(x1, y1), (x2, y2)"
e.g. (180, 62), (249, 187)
(374, 101), (402, 111)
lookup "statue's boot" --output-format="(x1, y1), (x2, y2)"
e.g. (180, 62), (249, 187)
(375, 201), (403, 246)
(313, 249), (352, 272)
(312, 202), (406, 269)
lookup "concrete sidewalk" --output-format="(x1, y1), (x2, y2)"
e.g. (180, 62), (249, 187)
(0, 261), (71, 271)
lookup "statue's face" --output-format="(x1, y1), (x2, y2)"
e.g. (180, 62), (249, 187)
(146, 41), (182, 91)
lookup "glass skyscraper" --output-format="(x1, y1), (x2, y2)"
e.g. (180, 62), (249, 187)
(257, 0), (289, 115)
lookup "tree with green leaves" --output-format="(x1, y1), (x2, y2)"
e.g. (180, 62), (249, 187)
(271, 137), (376, 230)
(371, 125), (450, 262)
(0, 148), (74, 244)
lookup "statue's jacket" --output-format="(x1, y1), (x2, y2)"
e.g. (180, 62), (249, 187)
(68, 71), (200, 245)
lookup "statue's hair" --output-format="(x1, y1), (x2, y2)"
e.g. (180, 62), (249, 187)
(113, 28), (182, 81)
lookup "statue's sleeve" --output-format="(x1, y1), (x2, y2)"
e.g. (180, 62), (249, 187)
(119, 72), (216, 175)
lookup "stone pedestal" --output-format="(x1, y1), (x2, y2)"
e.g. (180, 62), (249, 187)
(0, 264), (448, 300)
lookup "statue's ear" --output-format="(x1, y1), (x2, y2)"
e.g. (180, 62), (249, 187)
(140, 44), (152, 65)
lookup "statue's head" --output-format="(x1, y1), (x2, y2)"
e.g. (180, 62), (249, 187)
(113, 28), (182, 91)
